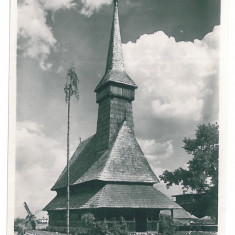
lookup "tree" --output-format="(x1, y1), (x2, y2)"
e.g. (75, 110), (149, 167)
(64, 65), (79, 235)
(160, 123), (219, 220)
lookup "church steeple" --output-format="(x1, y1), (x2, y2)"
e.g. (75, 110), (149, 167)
(94, 0), (138, 152)
(94, 0), (137, 93)
(105, 0), (124, 72)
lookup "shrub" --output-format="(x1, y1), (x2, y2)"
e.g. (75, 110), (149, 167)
(159, 214), (178, 235)
(14, 218), (25, 235)
(46, 213), (129, 235)
(108, 217), (128, 235)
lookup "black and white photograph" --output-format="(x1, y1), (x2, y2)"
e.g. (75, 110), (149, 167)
(10, 0), (223, 234)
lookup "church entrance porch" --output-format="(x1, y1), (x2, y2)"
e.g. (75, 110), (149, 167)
(48, 208), (161, 233)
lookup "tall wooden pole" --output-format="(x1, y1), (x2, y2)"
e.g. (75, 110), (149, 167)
(66, 87), (71, 235)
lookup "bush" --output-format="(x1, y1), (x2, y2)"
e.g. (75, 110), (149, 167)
(46, 213), (129, 235)
(108, 217), (128, 235)
(159, 214), (178, 235)
(14, 218), (25, 235)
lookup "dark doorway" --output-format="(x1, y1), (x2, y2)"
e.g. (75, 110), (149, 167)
(135, 209), (147, 232)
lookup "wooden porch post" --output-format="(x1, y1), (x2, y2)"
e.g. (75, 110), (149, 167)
(146, 210), (149, 232)
(104, 209), (106, 222)
(133, 209), (136, 232)
(170, 209), (174, 218)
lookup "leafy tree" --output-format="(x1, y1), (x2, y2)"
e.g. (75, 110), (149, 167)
(160, 123), (219, 220)
(64, 65), (79, 235)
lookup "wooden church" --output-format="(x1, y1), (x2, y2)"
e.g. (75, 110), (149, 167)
(44, 0), (181, 233)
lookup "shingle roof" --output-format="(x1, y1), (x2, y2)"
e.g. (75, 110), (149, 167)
(82, 184), (181, 209)
(51, 135), (98, 190)
(52, 121), (158, 190)
(74, 121), (158, 184)
(44, 185), (102, 211)
(44, 184), (181, 211)
(161, 208), (197, 219)
(95, 70), (137, 93)
(94, 0), (137, 92)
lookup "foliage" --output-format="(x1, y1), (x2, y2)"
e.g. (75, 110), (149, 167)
(47, 213), (129, 235)
(64, 65), (79, 103)
(108, 217), (128, 235)
(14, 217), (25, 234)
(80, 213), (128, 235)
(159, 214), (178, 235)
(159, 123), (219, 220)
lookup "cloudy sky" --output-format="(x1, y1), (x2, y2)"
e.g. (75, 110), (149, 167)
(16, 0), (220, 218)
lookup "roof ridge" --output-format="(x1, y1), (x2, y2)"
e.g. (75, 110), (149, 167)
(99, 120), (127, 179)
(94, 121), (125, 180)
(74, 123), (125, 183)
(69, 135), (95, 166)
(72, 120), (159, 185)
(51, 134), (96, 190)
(81, 184), (108, 209)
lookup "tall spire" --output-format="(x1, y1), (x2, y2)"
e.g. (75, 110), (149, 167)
(94, 0), (137, 152)
(94, 0), (137, 93)
(105, 0), (124, 72)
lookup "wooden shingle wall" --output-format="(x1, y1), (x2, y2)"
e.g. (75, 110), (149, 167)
(95, 85), (134, 152)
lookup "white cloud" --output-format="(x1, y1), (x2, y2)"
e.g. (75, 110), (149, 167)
(17, 0), (113, 69)
(56, 65), (65, 74)
(38, 0), (75, 11)
(18, 0), (57, 70)
(15, 121), (66, 217)
(123, 26), (220, 122)
(17, 0), (75, 70)
(80, 0), (112, 17)
(151, 98), (203, 121)
(138, 138), (174, 176)
(138, 139), (173, 160)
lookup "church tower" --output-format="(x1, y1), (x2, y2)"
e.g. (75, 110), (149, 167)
(95, 0), (137, 152)
(44, 1), (181, 233)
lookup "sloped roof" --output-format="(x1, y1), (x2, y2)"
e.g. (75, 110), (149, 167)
(52, 135), (97, 190)
(44, 184), (181, 211)
(161, 208), (198, 220)
(44, 185), (102, 211)
(94, 0), (137, 92)
(95, 70), (137, 92)
(74, 121), (158, 184)
(52, 121), (158, 190)
(82, 184), (181, 209)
